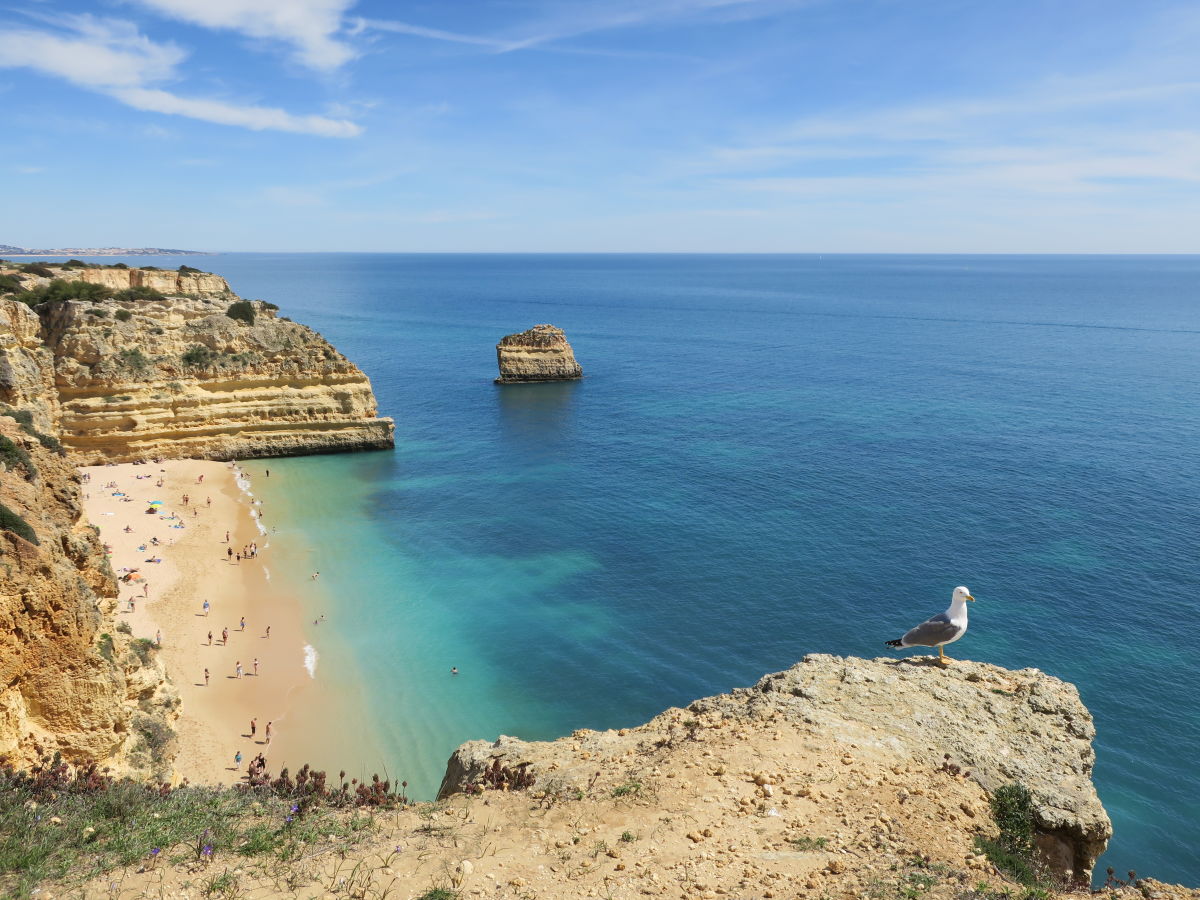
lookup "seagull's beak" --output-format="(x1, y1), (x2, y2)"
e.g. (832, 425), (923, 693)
(966, 594), (976, 602)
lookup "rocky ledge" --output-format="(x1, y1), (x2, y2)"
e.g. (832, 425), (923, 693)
(442, 653), (1112, 884)
(495, 323), (583, 383)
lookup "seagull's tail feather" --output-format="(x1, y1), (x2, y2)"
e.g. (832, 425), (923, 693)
(884, 639), (903, 648)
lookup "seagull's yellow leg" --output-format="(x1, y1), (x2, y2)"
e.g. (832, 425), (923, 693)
(937, 645), (951, 665)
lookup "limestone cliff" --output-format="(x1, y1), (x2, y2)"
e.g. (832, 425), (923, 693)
(496, 323), (583, 383)
(78, 653), (1153, 899)
(0, 260), (392, 777)
(0, 414), (178, 777)
(0, 262), (394, 462)
(442, 654), (1112, 884)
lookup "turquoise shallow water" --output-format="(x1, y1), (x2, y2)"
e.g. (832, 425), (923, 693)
(71, 253), (1200, 884)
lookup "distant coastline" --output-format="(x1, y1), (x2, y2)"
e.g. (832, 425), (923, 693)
(0, 244), (210, 256)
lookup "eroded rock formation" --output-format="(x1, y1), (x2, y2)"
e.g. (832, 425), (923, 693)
(0, 261), (392, 775)
(0, 264), (394, 462)
(442, 653), (1112, 883)
(495, 324), (583, 383)
(0, 415), (178, 776)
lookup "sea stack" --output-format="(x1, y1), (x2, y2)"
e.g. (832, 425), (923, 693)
(495, 324), (583, 383)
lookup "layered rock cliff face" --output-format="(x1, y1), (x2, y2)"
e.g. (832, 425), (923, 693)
(0, 263), (394, 462)
(496, 323), (583, 383)
(0, 414), (178, 777)
(443, 654), (1112, 884)
(0, 261), (391, 776)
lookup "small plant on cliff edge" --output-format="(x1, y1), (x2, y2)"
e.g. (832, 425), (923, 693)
(0, 274), (23, 295)
(15, 280), (113, 307)
(226, 300), (256, 325)
(0, 435), (37, 481)
(0, 500), (38, 545)
(114, 286), (167, 302)
(975, 783), (1055, 891)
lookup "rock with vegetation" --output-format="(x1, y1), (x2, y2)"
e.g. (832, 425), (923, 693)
(0, 261), (394, 462)
(0, 413), (178, 776)
(495, 323), (583, 383)
(37, 653), (1189, 900)
(443, 653), (1112, 883)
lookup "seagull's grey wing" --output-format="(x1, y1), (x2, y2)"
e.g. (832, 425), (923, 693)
(901, 612), (962, 647)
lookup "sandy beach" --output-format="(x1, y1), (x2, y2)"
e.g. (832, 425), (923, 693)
(81, 459), (314, 785)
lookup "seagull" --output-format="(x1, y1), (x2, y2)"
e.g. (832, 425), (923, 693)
(885, 586), (976, 664)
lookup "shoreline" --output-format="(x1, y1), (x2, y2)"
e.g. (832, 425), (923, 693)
(80, 459), (316, 785)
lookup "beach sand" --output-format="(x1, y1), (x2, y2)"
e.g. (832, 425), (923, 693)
(81, 459), (314, 785)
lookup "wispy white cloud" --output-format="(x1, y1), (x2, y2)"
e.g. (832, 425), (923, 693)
(114, 88), (362, 137)
(131, 0), (358, 70)
(0, 15), (362, 137)
(361, 0), (805, 53)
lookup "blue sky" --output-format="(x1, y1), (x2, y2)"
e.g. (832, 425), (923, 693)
(1, 0), (1197, 252)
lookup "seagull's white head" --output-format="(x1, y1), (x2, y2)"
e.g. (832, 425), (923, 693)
(953, 586), (976, 603)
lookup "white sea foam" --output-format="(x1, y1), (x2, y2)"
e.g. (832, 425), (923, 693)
(263, 567), (271, 581)
(303, 644), (318, 678)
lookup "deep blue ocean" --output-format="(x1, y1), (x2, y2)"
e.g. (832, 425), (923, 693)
(77, 253), (1200, 884)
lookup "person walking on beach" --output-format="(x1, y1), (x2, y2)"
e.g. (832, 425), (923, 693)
(142, 582), (149, 598)
(250, 718), (256, 738)
(227, 547), (233, 561)
(265, 625), (271, 639)
(235, 661), (243, 679)
(128, 598), (135, 613)
(155, 629), (161, 646)
(265, 721), (272, 744)
(203, 599), (210, 616)
(234, 750), (241, 770)
(222, 627), (229, 645)
(225, 531), (229, 543)
(240, 616), (246, 631)
(207, 630), (213, 645)
(204, 668), (210, 686)
(253, 658), (259, 676)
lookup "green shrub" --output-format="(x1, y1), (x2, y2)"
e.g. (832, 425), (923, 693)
(114, 309), (132, 322)
(19, 263), (53, 277)
(114, 286), (166, 302)
(0, 274), (24, 295)
(61, 259), (92, 269)
(0, 406), (62, 455)
(18, 280), (113, 307)
(975, 783), (1053, 890)
(0, 501), (38, 544)
(86, 307), (107, 318)
(97, 633), (114, 662)
(115, 621), (133, 635)
(179, 265), (203, 274)
(111, 263), (129, 269)
(130, 639), (157, 667)
(0, 406), (34, 427)
(261, 301), (279, 311)
(182, 345), (215, 368)
(226, 300), (256, 325)
(139, 265), (160, 271)
(0, 435), (36, 480)
(118, 348), (150, 372)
